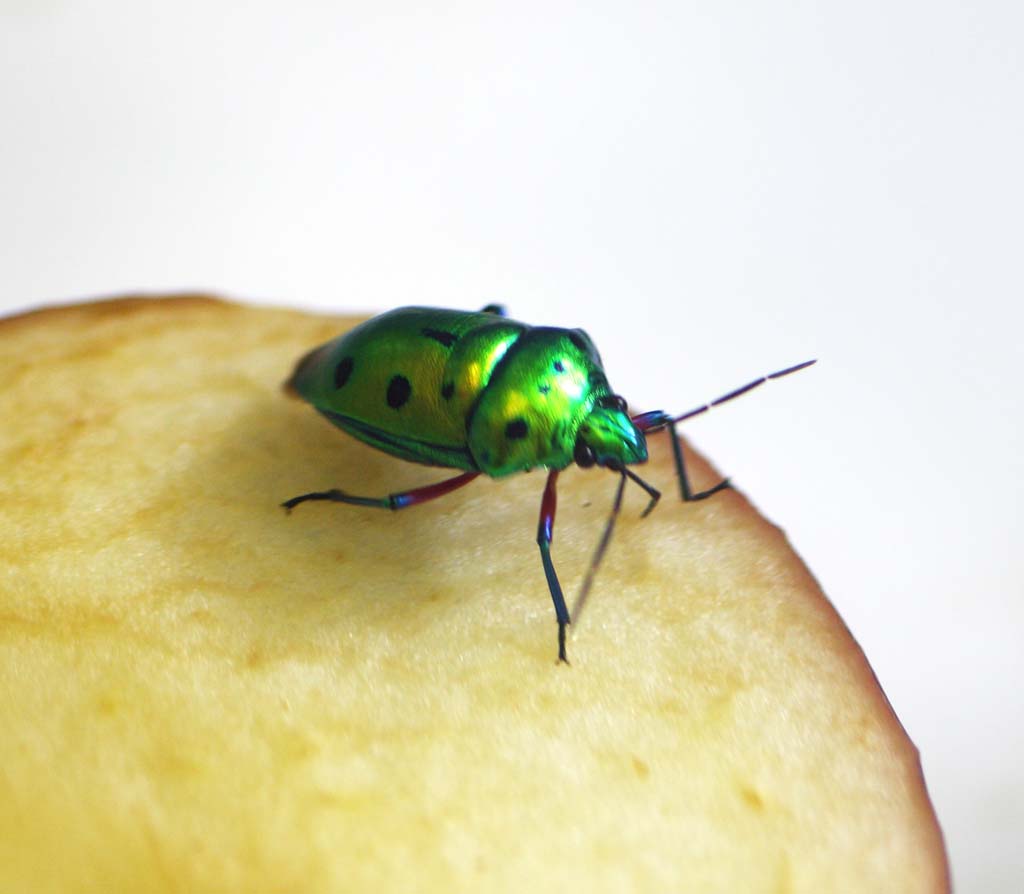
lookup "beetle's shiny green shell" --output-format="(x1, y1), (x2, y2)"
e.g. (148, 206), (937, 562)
(287, 306), (641, 477)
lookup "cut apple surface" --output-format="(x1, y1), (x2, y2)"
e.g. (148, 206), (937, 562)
(0, 296), (948, 893)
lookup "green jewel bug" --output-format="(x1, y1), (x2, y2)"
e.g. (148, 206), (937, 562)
(283, 303), (814, 663)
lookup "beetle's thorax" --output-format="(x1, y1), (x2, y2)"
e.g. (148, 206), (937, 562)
(466, 325), (622, 476)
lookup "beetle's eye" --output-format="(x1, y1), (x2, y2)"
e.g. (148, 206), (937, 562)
(574, 439), (597, 468)
(599, 394), (628, 412)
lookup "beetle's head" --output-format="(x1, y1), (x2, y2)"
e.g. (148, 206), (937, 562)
(574, 395), (647, 470)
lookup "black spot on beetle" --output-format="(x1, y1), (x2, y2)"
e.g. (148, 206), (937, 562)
(441, 381), (455, 400)
(334, 356), (354, 389)
(505, 418), (529, 440)
(538, 383), (550, 395)
(553, 360), (565, 373)
(387, 375), (412, 409)
(422, 328), (458, 348)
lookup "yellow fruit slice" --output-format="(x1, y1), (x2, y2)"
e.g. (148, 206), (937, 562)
(0, 296), (948, 893)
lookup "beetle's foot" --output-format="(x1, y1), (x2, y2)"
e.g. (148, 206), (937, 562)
(557, 622), (571, 665)
(688, 478), (732, 501)
(281, 489), (346, 512)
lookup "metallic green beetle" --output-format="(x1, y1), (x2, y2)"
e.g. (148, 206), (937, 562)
(283, 304), (813, 662)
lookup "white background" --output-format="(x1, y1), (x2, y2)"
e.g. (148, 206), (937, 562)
(2, 3), (1021, 889)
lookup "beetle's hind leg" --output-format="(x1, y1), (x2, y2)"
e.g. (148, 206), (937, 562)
(282, 471), (479, 512)
(536, 470), (571, 664)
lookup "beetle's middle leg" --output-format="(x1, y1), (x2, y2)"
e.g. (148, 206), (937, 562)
(536, 469), (571, 664)
(282, 471), (480, 512)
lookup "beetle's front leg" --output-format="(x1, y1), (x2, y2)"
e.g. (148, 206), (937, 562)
(631, 411), (731, 503)
(536, 469), (571, 664)
(631, 359), (816, 503)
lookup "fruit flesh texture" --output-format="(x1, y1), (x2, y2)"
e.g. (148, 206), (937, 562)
(0, 297), (949, 893)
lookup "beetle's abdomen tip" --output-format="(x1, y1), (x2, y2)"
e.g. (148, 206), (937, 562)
(283, 343), (327, 399)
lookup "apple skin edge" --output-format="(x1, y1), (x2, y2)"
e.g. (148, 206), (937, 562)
(0, 296), (949, 893)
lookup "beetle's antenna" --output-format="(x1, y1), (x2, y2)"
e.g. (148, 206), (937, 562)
(570, 471), (627, 632)
(671, 359), (817, 424)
